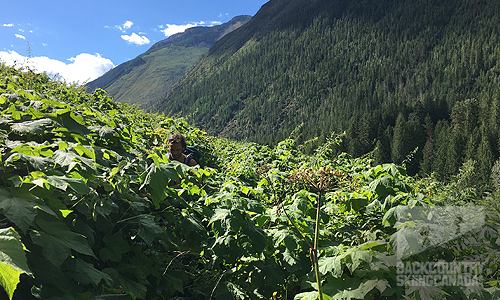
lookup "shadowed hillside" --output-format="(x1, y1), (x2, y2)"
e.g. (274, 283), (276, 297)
(152, 0), (500, 181)
(85, 15), (251, 108)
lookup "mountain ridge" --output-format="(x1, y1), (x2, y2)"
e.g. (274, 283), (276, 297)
(85, 15), (252, 107)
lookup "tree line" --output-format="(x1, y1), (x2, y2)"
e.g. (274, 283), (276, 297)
(151, 0), (500, 185)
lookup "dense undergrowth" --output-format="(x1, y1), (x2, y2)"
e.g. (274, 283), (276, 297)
(1, 64), (499, 300)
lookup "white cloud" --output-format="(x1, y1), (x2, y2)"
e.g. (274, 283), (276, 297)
(123, 21), (133, 30)
(160, 21), (221, 37)
(115, 20), (133, 32)
(15, 34), (26, 40)
(106, 20), (134, 32)
(121, 33), (150, 45)
(3, 23), (14, 27)
(0, 50), (24, 65)
(160, 22), (205, 37)
(0, 50), (115, 85)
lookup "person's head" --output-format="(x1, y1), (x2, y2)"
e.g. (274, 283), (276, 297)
(167, 133), (186, 161)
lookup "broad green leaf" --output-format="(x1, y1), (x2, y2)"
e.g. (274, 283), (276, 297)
(405, 284), (449, 300)
(46, 176), (90, 194)
(346, 197), (369, 211)
(368, 175), (394, 200)
(66, 176), (91, 194)
(102, 268), (146, 299)
(0, 263), (22, 300)
(324, 278), (386, 300)
(241, 185), (250, 195)
(31, 214), (95, 267)
(39, 96), (69, 109)
(140, 162), (181, 207)
(67, 258), (112, 286)
(349, 249), (372, 273)
(382, 163), (406, 177)
(15, 88), (34, 100)
(46, 109), (90, 135)
(26, 105), (44, 119)
(282, 247), (299, 266)
(270, 226), (293, 247)
(294, 291), (321, 300)
(319, 256), (342, 277)
(4, 103), (23, 120)
(0, 188), (40, 233)
(44, 176), (68, 191)
(53, 149), (78, 168)
(88, 125), (116, 139)
(0, 227), (32, 300)
(257, 178), (269, 187)
(289, 192), (313, 214)
(209, 208), (231, 227)
(11, 144), (53, 157)
(58, 141), (69, 150)
(394, 179), (412, 193)
(389, 226), (422, 260)
(141, 163), (168, 207)
(359, 240), (386, 250)
(6, 82), (21, 92)
(164, 273), (184, 293)
(10, 118), (53, 135)
(382, 207), (397, 227)
(109, 160), (128, 180)
(241, 222), (267, 253)
(60, 209), (73, 218)
(74, 143), (96, 160)
(407, 193), (432, 208)
(137, 215), (163, 245)
(52, 149), (96, 173)
(5, 153), (53, 172)
(99, 232), (130, 262)
(75, 154), (97, 171)
(225, 282), (247, 300)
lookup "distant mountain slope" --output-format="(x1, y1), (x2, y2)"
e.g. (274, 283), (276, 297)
(152, 0), (500, 180)
(85, 15), (251, 108)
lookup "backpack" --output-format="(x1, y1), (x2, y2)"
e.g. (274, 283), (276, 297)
(183, 145), (202, 165)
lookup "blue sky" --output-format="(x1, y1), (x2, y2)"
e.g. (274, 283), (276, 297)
(0, 0), (268, 84)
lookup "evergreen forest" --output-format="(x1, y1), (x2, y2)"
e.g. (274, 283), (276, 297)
(152, 0), (500, 184)
(1, 62), (500, 299)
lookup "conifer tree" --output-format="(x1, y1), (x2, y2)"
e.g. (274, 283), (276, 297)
(477, 127), (495, 184)
(391, 113), (406, 164)
(432, 120), (451, 180)
(420, 115), (435, 176)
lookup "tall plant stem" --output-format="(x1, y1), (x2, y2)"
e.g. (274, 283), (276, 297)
(313, 190), (323, 300)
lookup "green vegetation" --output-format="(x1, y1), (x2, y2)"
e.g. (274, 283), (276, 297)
(153, 0), (500, 183)
(85, 16), (251, 108)
(2, 64), (500, 299)
(87, 45), (209, 108)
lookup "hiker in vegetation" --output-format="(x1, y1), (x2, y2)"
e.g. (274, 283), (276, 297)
(167, 133), (199, 187)
(167, 133), (198, 167)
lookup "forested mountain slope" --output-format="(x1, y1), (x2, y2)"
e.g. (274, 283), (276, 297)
(2, 63), (499, 300)
(85, 16), (251, 108)
(153, 0), (500, 182)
